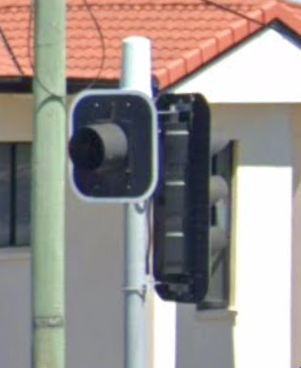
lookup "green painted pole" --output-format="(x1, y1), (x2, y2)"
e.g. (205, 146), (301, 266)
(32, 0), (66, 367)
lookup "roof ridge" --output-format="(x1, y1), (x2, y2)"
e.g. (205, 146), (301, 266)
(153, 0), (296, 88)
(280, 0), (301, 8)
(275, 1), (301, 31)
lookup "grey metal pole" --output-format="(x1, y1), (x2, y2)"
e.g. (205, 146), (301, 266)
(32, 0), (66, 367)
(121, 37), (152, 368)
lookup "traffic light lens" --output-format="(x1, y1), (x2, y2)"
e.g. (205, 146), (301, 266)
(69, 127), (104, 170)
(69, 123), (129, 172)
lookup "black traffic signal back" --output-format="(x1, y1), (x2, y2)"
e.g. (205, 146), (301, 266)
(68, 90), (158, 202)
(153, 93), (211, 303)
(153, 93), (231, 304)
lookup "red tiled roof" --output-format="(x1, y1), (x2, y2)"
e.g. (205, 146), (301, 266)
(0, 0), (301, 88)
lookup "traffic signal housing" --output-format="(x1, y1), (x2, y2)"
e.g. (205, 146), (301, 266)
(153, 93), (231, 304)
(153, 93), (210, 303)
(199, 139), (234, 309)
(68, 90), (158, 202)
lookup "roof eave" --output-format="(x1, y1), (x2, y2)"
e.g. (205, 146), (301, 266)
(155, 2), (301, 90)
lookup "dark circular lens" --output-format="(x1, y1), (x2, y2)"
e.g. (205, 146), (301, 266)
(69, 128), (104, 170)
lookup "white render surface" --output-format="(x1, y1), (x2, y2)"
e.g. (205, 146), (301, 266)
(172, 29), (301, 103)
(165, 104), (294, 368)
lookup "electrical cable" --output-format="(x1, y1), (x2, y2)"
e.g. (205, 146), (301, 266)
(201, 0), (277, 29)
(145, 199), (153, 275)
(81, 0), (106, 91)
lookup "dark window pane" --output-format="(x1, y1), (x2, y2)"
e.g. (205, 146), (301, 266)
(0, 145), (11, 246)
(16, 144), (31, 245)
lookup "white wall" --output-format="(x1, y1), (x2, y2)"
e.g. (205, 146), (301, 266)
(172, 29), (301, 103)
(65, 198), (124, 368)
(169, 26), (301, 368)
(175, 104), (293, 368)
(0, 102), (295, 368)
(0, 249), (31, 368)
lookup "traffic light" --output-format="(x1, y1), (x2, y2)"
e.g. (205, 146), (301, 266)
(199, 139), (233, 309)
(68, 89), (158, 202)
(153, 93), (230, 304)
(209, 130), (231, 252)
(153, 93), (210, 303)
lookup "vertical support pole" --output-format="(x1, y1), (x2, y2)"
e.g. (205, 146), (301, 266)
(32, 0), (66, 368)
(121, 37), (152, 368)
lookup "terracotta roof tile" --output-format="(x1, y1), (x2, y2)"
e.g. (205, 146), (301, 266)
(0, 1), (300, 88)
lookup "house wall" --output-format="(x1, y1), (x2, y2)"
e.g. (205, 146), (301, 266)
(172, 104), (293, 368)
(65, 197), (124, 368)
(171, 27), (301, 368)
(0, 95), (295, 368)
(175, 28), (301, 103)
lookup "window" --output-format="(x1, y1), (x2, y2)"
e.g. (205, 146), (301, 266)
(198, 141), (237, 310)
(0, 143), (31, 247)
